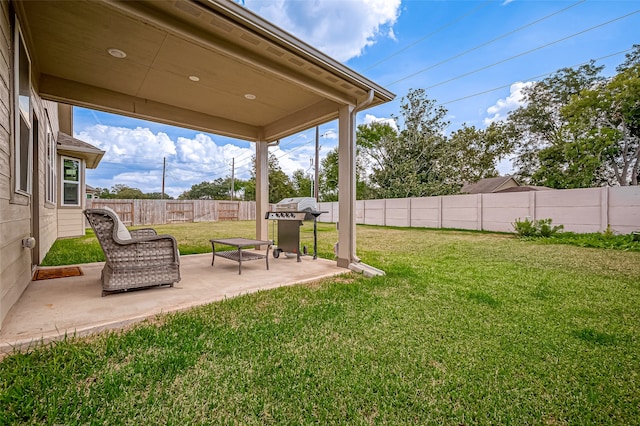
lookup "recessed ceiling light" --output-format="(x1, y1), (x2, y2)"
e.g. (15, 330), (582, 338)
(107, 48), (127, 59)
(188, 75), (200, 82)
(244, 93), (256, 100)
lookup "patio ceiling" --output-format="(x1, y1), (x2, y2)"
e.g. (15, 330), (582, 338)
(16, 0), (394, 142)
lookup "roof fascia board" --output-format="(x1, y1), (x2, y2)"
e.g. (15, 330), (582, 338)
(57, 148), (104, 169)
(39, 74), (262, 141)
(200, 0), (395, 102)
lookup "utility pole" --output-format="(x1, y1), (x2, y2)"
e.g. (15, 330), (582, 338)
(161, 157), (166, 200)
(309, 158), (314, 197)
(314, 126), (320, 201)
(230, 157), (235, 200)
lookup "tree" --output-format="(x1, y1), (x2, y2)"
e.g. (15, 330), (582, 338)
(179, 177), (248, 200)
(109, 184), (145, 199)
(506, 62), (606, 187)
(146, 192), (173, 200)
(319, 148), (339, 202)
(291, 169), (313, 198)
(442, 122), (514, 191)
(358, 89), (451, 198)
(95, 187), (114, 199)
(246, 153), (294, 203)
(562, 56), (640, 186)
(318, 145), (374, 201)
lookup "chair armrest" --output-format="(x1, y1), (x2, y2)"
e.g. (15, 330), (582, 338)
(130, 228), (158, 238)
(109, 235), (180, 266)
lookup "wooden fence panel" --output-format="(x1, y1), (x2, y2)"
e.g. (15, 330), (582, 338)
(218, 202), (239, 220)
(167, 202), (194, 223)
(91, 200), (134, 225)
(87, 200), (256, 225)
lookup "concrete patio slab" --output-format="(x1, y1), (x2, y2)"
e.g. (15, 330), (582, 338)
(0, 252), (347, 356)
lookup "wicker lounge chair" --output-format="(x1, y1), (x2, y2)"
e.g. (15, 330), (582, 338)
(84, 208), (181, 296)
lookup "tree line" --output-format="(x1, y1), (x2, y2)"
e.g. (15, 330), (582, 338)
(98, 46), (639, 202)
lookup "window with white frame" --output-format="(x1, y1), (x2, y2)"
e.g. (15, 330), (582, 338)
(14, 19), (32, 195)
(45, 114), (56, 204)
(61, 157), (81, 206)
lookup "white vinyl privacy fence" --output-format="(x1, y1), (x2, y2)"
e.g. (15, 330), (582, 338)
(317, 186), (640, 234)
(87, 187), (639, 234)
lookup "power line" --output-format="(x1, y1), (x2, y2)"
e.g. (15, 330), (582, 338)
(363, 0), (494, 72)
(384, 0), (586, 85)
(441, 48), (633, 106)
(276, 139), (314, 161)
(388, 9), (640, 88)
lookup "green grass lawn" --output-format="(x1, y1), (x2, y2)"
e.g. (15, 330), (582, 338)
(4, 223), (640, 424)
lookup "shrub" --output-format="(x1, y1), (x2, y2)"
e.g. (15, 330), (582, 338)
(513, 217), (563, 238)
(513, 217), (538, 237)
(537, 218), (564, 237)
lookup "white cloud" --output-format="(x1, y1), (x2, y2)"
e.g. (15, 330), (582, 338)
(79, 125), (257, 197)
(80, 124), (335, 197)
(76, 125), (176, 163)
(363, 113), (398, 132)
(483, 81), (533, 125)
(244, 0), (401, 62)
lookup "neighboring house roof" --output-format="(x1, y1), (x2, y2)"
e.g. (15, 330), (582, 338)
(495, 185), (554, 193)
(461, 176), (519, 194)
(86, 184), (97, 193)
(56, 132), (105, 169)
(17, 0), (394, 142)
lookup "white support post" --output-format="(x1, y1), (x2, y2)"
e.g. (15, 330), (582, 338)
(337, 104), (356, 268)
(255, 141), (269, 243)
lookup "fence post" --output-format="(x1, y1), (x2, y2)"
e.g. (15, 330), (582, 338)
(384, 199), (387, 227)
(438, 196), (443, 229)
(529, 191), (536, 221)
(600, 186), (609, 232)
(477, 194), (483, 231)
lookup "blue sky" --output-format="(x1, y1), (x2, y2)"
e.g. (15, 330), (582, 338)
(80, 0), (640, 197)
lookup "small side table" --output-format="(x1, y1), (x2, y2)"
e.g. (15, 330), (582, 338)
(210, 238), (272, 275)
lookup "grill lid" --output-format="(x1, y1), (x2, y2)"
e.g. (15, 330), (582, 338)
(274, 197), (318, 212)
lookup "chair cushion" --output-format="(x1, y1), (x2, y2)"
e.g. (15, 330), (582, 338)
(102, 206), (132, 240)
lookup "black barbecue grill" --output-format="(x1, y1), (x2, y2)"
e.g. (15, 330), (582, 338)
(266, 198), (327, 262)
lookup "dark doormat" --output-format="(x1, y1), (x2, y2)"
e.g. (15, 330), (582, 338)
(34, 266), (83, 280)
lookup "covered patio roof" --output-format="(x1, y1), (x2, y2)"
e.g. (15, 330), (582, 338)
(17, 0), (394, 142)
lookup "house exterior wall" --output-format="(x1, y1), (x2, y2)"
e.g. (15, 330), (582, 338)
(494, 178), (519, 193)
(57, 202), (86, 238)
(37, 100), (59, 258)
(0, 4), (29, 329)
(318, 186), (640, 235)
(57, 157), (86, 238)
(0, 7), (62, 329)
